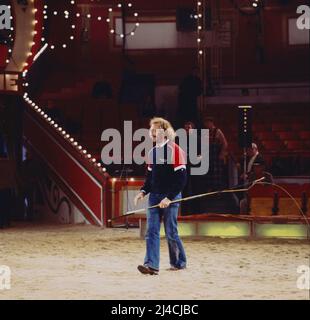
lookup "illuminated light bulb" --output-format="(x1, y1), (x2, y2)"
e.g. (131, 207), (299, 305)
(73, 142), (78, 146)
(41, 37), (45, 42)
(70, 138), (74, 142)
(198, 14), (202, 18)
(53, 11), (58, 15)
(6, 59), (9, 63)
(83, 150), (87, 154)
(252, 2), (258, 7)
(134, 13), (138, 17)
(62, 130), (66, 135)
(110, 29), (115, 34)
(130, 178), (135, 182)
(64, 11), (69, 15)
(198, 25), (202, 30)
(136, 22), (140, 27)
(54, 124), (58, 128)
(197, 38), (201, 43)
(97, 163), (102, 167)
(112, 178), (117, 182)
(97, 16), (102, 21)
(128, 3), (132, 7)
(87, 14), (91, 18)
(198, 2), (202, 5)
(92, 158), (96, 162)
(50, 45), (55, 49)
(78, 146), (82, 150)
(87, 154), (92, 159)
(70, 36), (74, 40)
(44, 15), (48, 19)
(47, 117), (51, 121)
(51, 121), (55, 125)
(199, 50), (203, 55)
(71, 0), (75, 4)
(131, 32), (135, 36)
(44, 5), (48, 9)
(102, 168), (107, 172)
(62, 44), (67, 48)
(71, 25), (76, 29)
(109, 8), (112, 12)
(118, 3), (122, 8)
(120, 34), (124, 38)
(106, 18), (110, 22)
(76, 13), (80, 17)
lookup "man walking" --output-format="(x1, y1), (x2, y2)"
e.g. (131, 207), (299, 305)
(134, 117), (187, 275)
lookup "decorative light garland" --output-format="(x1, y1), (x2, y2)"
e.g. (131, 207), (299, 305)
(22, 93), (107, 174)
(197, 1), (204, 57)
(21, 1), (142, 175)
(44, 2), (140, 50)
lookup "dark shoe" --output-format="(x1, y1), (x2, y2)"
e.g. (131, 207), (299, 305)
(168, 266), (186, 271)
(137, 265), (159, 275)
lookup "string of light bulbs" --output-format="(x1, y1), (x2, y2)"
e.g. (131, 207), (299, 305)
(197, 1), (204, 56)
(21, 1), (108, 174)
(44, 2), (140, 50)
(22, 93), (107, 174)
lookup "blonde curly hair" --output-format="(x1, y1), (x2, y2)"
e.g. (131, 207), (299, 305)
(149, 117), (176, 141)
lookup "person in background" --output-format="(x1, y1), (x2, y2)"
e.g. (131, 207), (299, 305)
(240, 143), (265, 183)
(202, 116), (228, 192)
(248, 163), (274, 184)
(180, 121), (202, 215)
(239, 162), (274, 214)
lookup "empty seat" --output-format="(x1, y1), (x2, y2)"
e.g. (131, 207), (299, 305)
(276, 131), (298, 140)
(285, 140), (304, 151)
(256, 132), (278, 141)
(272, 124), (289, 131)
(291, 123), (308, 131)
(262, 140), (285, 152)
(299, 131), (310, 140)
(253, 124), (270, 132)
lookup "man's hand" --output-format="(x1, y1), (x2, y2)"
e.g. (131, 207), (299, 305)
(159, 197), (171, 209)
(134, 192), (145, 206)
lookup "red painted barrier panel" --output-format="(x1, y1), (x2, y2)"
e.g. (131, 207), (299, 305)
(23, 108), (108, 226)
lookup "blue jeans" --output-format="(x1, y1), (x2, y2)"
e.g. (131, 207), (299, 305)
(144, 193), (187, 271)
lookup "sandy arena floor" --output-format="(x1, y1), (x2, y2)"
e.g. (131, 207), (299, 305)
(0, 223), (309, 300)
